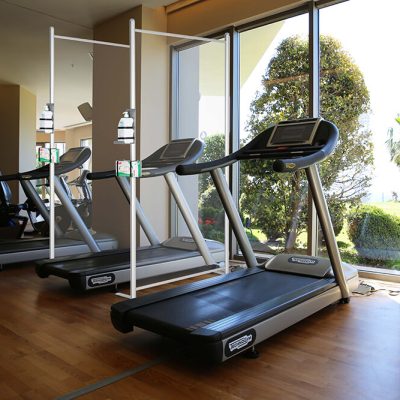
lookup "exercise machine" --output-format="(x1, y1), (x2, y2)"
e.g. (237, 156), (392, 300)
(35, 139), (224, 290)
(110, 118), (359, 362)
(0, 147), (117, 268)
(0, 174), (28, 240)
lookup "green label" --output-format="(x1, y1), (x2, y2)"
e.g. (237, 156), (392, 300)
(116, 160), (131, 177)
(38, 147), (59, 163)
(115, 160), (142, 177)
(131, 160), (142, 177)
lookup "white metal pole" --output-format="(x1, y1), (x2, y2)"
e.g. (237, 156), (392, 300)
(224, 32), (230, 274)
(129, 18), (137, 299)
(49, 26), (55, 259)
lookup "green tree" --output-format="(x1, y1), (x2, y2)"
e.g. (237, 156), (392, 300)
(198, 134), (225, 193)
(386, 116), (400, 167)
(197, 134), (226, 241)
(240, 35), (373, 250)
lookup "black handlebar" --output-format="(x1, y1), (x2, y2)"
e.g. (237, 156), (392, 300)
(176, 119), (339, 177)
(87, 170), (114, 181)
(176, 155), (236, 176)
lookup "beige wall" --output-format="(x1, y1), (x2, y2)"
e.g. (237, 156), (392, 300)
(0, 85), (36, 201)
(92, 7), (142, 247)
(0, 85), (20, 198)
(167, 0), (304, 35)
(36, 131), (66, 143)
(92, 6), (171, 246)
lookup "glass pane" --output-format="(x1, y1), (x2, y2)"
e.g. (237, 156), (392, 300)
(239, 14), (309, 255)
(51, 39), (94, 247)
(175, 40), (226, 243)
(320, 0), (400, 273)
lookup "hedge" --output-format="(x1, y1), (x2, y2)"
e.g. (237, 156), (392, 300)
(347, 205), (400, 261)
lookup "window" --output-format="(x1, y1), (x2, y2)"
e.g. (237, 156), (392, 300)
(319, 0), (400, 273)
(171, 1), (400, 276)
(172, 39), (227, 242)
(238, 13), (310, 255)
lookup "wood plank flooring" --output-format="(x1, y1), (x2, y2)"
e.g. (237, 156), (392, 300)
(0, 263), (399, 400)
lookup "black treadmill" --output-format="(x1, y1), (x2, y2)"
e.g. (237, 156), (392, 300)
(35, 139), (224, 290)
(110, 118), (359, 362)
(0, 148), (117, 268)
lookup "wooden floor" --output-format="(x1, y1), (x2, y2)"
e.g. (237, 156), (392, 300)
(0, 263), (399, 400)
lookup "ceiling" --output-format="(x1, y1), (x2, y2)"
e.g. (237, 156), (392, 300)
(0, 0), (177, 129)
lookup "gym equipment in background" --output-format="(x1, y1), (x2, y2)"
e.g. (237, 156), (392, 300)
(0, 147), (117, 269)
(0, 174), (28, 240)
(35, 139), (225, 291)
(110, 118), (359, 362)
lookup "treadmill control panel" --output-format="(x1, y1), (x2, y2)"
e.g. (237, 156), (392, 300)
(160, 139), (196, 161)
(267, 118), (322, 147)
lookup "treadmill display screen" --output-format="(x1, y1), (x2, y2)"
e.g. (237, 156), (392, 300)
(160, 139), (194, 160)
(268, 119), (320, 147)
(61, 148), (85, 163)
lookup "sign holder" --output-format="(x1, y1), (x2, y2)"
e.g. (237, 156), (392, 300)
(45, 20), (229, 299)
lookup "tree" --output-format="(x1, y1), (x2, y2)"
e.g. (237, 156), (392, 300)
(197, 134), (226, 241)
(240, 35), (373, 250)
(198, 134), (225, 194)
(386, 116), (400, 168)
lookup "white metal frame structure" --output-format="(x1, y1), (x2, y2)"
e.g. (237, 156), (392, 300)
(47, 19), (229, 299)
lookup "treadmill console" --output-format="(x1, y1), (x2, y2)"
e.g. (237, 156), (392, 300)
(267, 118), (322, 148)
(160, 139), (196, 161)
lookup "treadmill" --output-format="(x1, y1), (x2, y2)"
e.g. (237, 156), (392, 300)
(35, 139), (225, 291)
(110, 118), (359, 362)
(0, 147), (117, 268)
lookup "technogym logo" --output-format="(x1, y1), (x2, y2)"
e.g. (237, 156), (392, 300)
(228, 334), (253, 352)
(289, 257), (318, 265)
(225, 329), (256, 357)
(88, 273), (115, 287)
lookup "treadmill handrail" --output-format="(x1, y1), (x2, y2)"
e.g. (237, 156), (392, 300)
(177, 119), (338, 176)
(87, 170), (114, 180)
(88, 138), (206, 180)
(0, 147), (92, 181)
(176, 154), (236, 176)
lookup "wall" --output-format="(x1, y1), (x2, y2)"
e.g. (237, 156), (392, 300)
(92, 7), (142, 247)
(167, 0), (305, 35)
(36, 131), (66, 144)
(0, 85), (36, 201)
(0, 85), (20, 198)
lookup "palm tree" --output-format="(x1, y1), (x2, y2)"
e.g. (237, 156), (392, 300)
(386, 116), (400, 167)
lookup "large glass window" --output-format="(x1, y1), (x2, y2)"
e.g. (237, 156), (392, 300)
(173, 40), (226, 243)
(239, 14), (310, 255)
(319, 0), (400, 273)
(172, 1), (400, 276)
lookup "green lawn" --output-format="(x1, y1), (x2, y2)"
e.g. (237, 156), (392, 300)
(370, 201), (400, 217)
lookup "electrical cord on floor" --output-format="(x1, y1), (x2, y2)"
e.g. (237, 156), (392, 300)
(352, 281), (400, 297)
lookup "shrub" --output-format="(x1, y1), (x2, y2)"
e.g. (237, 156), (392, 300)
(347, 205), (400, 261)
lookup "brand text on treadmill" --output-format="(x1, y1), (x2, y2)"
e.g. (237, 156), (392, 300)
(288, 257), (318, 265)
(228, 334), (253, 351)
